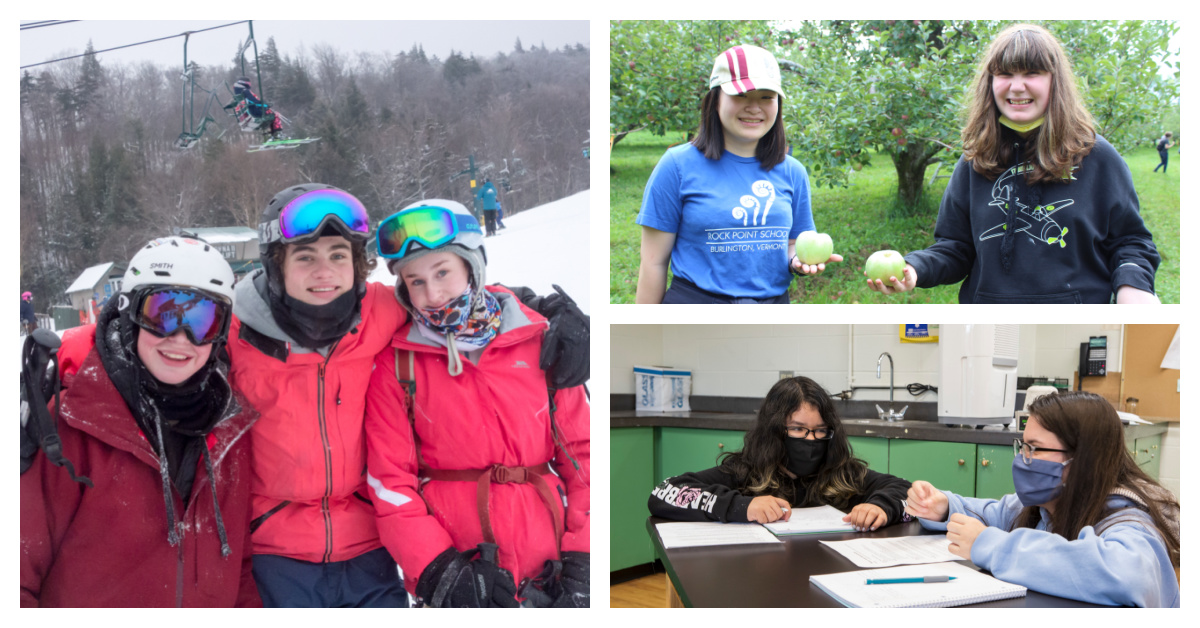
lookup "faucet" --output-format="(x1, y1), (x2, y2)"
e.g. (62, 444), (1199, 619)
(875, 352), (908, 422)
(876, 352), (894, 401)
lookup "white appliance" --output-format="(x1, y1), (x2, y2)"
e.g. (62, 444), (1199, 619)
(939, 325), (1020, 426)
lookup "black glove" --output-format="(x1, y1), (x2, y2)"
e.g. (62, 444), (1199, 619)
(416, 543), (519, 608)
(552, 551), (590, 607)
(502, 284), (589, 388)
(517, 552), (589, 608)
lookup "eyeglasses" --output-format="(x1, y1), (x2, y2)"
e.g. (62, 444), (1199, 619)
(1012, 439), (1070, 464)
(786, 426), (833, 440)
(376, 205), (481, 259)
(272, 189), (371, 243)
(133, 287), (231, 345)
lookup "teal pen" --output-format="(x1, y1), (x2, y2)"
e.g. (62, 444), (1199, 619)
(865, 576), (957, 584)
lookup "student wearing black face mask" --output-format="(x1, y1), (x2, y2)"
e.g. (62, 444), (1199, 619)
(649, 376), (910, 531)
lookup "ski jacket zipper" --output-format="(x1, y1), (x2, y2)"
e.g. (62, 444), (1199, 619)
(317, 339), (340, 563)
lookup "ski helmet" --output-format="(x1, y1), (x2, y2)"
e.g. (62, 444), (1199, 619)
(257, 183), (372, 297)
(122, 236), (236, 303)
(380, 199), (487, 313)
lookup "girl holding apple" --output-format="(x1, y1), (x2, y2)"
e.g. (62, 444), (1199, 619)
(649, 376), (910, 531)
(635, 45), (841, 304)
(867, 23), (1160, 303)
(905, 391), (1179, 607)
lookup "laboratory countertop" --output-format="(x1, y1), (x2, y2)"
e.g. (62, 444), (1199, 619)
(610, 411), (1168, 446)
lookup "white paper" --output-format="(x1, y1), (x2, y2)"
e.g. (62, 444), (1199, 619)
(1161, 327), (1180, 370)
(810, 561), (1026, 608)
(763, 505), (855, 535)
(820, 534), (961, 568)
(655, 521), (783, 549)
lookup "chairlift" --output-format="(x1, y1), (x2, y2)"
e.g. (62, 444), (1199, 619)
(222, 21), (320, 152)
(174, 32), (231, 149)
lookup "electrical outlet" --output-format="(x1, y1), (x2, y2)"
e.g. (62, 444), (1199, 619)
(779, 371), (794, 380)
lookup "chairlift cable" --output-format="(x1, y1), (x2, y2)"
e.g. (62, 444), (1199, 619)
(21, 20), (249, 70)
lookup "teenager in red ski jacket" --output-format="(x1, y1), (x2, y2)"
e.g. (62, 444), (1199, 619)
(21, 237), (260, 607)
(364, 199), (590, 607)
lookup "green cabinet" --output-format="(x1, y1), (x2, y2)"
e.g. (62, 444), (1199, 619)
(888, 440), (977, 497)
(848, 436), (888, 473)
(1132, 434), (1163, 480)
(656, 427), (746, 483)
(975, 444), (1016, 500)
(611, 427), (656, 571)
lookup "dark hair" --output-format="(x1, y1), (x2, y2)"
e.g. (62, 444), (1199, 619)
(961, 23), (1095, 184)
(691, 87), (789, 170)
(269, 237), (377, 285)
(719, 376), (868, 509)
(1015, 391), (1179, 567)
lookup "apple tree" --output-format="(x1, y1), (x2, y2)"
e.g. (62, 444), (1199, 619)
(776, 20), (999, 213)
(609, 20), (773, 150)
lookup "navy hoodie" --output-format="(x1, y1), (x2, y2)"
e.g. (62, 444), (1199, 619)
(906, 134), (1159, 303)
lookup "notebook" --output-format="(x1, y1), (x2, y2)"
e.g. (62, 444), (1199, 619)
(762, 505), (856, 535)
(809, 561), (1027, 608)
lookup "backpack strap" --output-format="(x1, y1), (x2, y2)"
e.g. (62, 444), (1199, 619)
(394, 348), (424, 471)
(21, 331), (92, 486)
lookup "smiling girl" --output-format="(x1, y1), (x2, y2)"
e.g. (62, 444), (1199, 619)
(22, 237), (259, 607)
(364, 200), (590, 607)
(636, 44), (841, 304)
(905, 391), (1179, 607)
(868, 24), (1160, 303)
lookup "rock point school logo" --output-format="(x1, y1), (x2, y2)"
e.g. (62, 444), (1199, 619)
(981, 162), (1077, 249)
(731, 180), (776, 226)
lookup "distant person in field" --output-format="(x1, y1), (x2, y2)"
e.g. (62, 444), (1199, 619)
(476, 179), (500, 237)
(869, 23), (1160, 304)
(1153, 132), (1175, 173)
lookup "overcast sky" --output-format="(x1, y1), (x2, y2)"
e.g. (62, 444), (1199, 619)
(20, 20), (590, 71)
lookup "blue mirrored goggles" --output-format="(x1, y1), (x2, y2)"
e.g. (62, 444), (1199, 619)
(133, 287), (231, 346)
(265, 189), (371, 245)
(376, 206), (481, 259)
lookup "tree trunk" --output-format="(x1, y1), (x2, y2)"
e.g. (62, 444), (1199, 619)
(891, 142), (942, 209)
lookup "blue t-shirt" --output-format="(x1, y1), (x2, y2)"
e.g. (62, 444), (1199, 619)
(636, 144), (814, 298)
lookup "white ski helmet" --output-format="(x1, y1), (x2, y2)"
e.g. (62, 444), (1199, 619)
(122, 236), (236, 304)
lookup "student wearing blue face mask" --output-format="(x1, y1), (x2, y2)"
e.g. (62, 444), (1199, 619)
(905, 391), (1179, 607)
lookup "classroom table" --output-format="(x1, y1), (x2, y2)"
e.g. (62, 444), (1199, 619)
(647, 517), (1101, 607)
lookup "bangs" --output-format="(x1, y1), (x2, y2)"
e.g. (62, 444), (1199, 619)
(987, 27), (1057, 75)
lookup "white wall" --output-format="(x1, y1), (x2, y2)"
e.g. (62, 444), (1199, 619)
(612, 323), (1124, 401)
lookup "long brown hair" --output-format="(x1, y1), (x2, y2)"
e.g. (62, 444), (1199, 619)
(1015, 392), (1179, 567)
(719, 376), (868, 509)
(692, 87), (789, 170)
(961, 23), (1095, 184)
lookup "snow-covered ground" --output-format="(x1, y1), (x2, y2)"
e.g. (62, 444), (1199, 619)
(18, 190), (590, 368)
(367, 190), (590, 314)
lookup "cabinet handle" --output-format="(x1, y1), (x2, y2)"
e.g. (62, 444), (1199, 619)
(981, 458), (990, 467)
(1152, 445), (1159, 450)
(1141, 449), (1149, 454)
(957, 459), (965, 466)
(718, 443), (725, 449)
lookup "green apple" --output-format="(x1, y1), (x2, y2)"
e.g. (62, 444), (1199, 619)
(864, 250), (906, 282)
(795, 231), (834, 265)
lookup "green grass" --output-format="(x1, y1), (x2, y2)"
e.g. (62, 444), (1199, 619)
(609, 132), (1180, 304)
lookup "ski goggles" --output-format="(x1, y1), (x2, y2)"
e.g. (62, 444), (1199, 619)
(376, 205), (482, 259)
(133, 287), (231, 346)
(262, 189), (371, 245)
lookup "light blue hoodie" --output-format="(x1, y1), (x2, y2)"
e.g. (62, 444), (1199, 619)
(918, 489), (1179, 607)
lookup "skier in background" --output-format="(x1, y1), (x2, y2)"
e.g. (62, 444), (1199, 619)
(476, 179), (500, 237)
(21, 291), (36, 334)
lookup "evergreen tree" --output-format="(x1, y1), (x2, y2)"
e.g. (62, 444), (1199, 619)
(75, 40), (104, 121)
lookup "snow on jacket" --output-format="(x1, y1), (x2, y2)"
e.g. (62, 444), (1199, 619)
(228, 276), (407, 563)
(364, 287), (590, 596)
(21, 334), (260, 607)
(905, 134), (1159, 303)
(649, 464), (911, 525)
(918, 489), (1179, 607)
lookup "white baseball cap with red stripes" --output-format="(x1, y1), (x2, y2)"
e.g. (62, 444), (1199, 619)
(708, 45), (786, 99)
